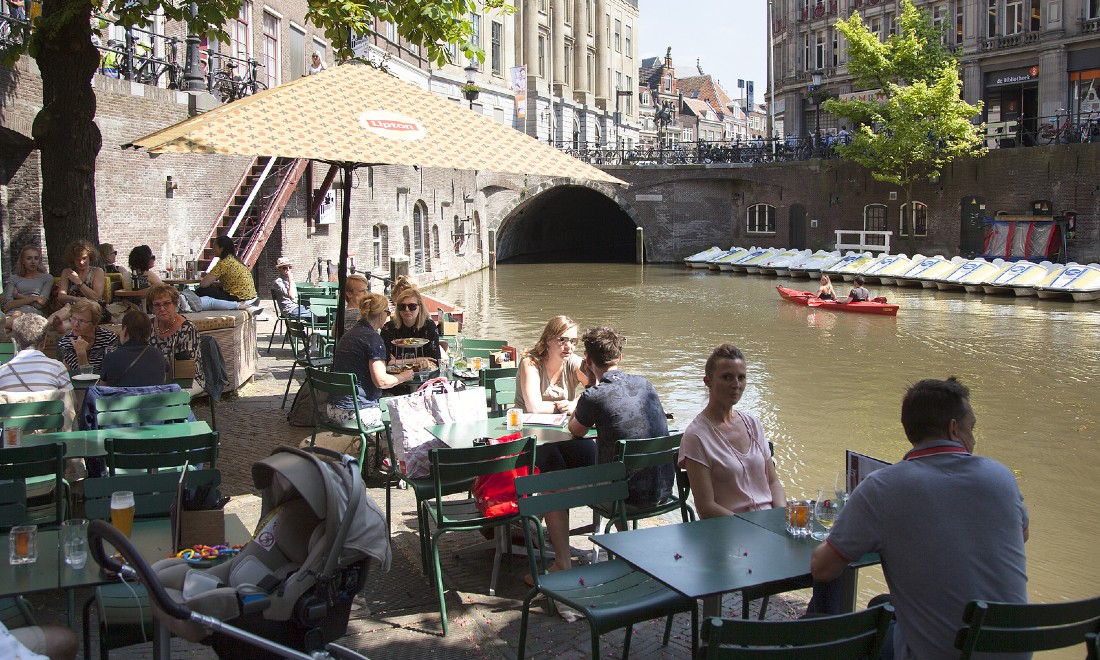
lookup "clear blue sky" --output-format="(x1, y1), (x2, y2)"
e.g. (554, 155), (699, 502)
(638, 0), (768, 104)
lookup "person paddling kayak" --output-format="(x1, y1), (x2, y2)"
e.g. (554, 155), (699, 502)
(845, 276), (870, 303)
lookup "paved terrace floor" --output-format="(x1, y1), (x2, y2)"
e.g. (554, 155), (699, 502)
(31, 313), (811, 659)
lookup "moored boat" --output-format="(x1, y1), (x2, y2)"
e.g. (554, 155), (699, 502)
(823, 253), (875, 280)
(865, 254), (920, 285)
(892, 256), (950, 287)
(709, 247), (753, 271)
(788, 250), (842, 278)
(729, 248), (781, 273)
(915, 257), (967, 288)
(776, 286), (899, 316)
(934, 258), (1004, 291)
(1033, 263), (1100, 301)
(757, 249), (811, 276)
(980, 260), (1056, 295)
(684, 246), (726, 268)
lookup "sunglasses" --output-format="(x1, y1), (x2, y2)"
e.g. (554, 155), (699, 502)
(397, 303), (419, 312)
(557, 337), (578, 346)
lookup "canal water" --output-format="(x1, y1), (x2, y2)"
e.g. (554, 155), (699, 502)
(431, 263), (1100, 615)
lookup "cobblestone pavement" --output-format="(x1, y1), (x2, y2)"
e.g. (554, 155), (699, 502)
(29, 313), (810, 659)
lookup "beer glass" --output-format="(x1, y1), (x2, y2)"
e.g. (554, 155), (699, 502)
(505, 407), (523, 431)
(110, 491), (135, 539)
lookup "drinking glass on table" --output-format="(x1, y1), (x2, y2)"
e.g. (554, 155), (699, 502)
(812, 489), (843, 541)
(61, 518), (89, 569)
(110, 491), (135, 539)
(834, 471), (850, 505)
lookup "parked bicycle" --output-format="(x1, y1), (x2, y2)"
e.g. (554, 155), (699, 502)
(98, 31), (182, 89)
(210, 56), (267, 103)
(1037, 109), (1082, 144)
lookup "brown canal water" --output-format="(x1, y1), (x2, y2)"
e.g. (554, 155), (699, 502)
(430, 263), (1100, 618)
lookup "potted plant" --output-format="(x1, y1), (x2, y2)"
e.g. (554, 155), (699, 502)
(460, 83), (482, 96)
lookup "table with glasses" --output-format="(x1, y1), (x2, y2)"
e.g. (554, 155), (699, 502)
(426, 418), (595, 448)
(590, 507), (879, 614)
(18, 421), (213, 458)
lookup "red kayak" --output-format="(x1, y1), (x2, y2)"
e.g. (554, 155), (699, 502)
(777, 286), (899, 316)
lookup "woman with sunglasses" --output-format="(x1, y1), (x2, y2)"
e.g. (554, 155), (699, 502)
(517, 315), (588, 415)
(380, 287), (441, 364)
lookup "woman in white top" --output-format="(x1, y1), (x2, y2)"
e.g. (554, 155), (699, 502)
(308, 51), (326, 75)
(678, 343), (786, 519)
(517, 315), (587, 415)
(2, 246), (53, 322)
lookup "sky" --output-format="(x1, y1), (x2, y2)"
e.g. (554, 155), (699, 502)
(638, 0), (768, 105)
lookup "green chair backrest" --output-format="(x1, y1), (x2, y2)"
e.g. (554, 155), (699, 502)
(955, 596), (1100, 659)
(491, 376), (517, 413)
(460, 337), (509, 351)
(297, 287), (328, 302)
(0, 482), (27, 529)
(461, 347), (498, 359)
(0, 399), (66, 432)
(95, 391), (193, 428)
(616, 433), (684, 471)
(0, 443), (66, 526)
(478, 366), (518, 388)
(306, 368), (379, 434)
(0, 342), (15, 365)
(701, 603), (895, 659)
(84, 469), (221, 520)
(428, 436), (536, 521)
(0, 596), (36, 630)
(105, 432), (219, 475)
(516, 462), (628, 522)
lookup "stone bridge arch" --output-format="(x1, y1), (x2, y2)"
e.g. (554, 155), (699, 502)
(494, 178), (645, 262)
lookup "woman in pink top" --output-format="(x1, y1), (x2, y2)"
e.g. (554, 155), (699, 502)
(678, 344), (786, 518)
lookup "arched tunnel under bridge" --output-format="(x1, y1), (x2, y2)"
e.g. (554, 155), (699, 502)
(496, 185), (638, 263)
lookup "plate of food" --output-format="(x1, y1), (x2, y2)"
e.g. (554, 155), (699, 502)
(392, 338), (428, 348)
(72, 373), (100, 382)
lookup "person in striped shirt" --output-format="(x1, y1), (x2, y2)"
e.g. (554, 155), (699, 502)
(0, 314), (72, 392)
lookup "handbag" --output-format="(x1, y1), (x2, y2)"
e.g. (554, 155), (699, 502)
(172, 357), (197, 380)
(387, 378), (453, 478)
(471, 433), (538, 518)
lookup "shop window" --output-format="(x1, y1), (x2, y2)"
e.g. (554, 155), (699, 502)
(900, 201), (928, 237)
(747, 204), (776, 234)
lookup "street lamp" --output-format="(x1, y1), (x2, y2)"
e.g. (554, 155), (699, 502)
(808, 69), (827, 158)
(463, 63), (480, 110)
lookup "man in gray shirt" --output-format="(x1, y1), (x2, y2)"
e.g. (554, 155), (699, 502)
(811, 377), (1029, 660)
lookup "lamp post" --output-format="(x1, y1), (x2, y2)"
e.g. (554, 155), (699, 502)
(808, 70), (827, 159)
(614, 89), (633, 159)
(463, 63), (480, 110)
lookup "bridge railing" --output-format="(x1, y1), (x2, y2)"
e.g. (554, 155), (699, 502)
(835, 230), (893, 254)
(553, 136), (850, 165)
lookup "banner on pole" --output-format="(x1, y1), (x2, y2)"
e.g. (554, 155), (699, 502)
(510, 65), (528, 119)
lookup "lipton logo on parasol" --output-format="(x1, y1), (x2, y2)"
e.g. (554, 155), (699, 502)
(358, 110), (427, 141)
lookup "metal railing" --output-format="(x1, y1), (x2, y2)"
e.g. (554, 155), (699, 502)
(94, 21), (182, 89)
(553, 135), (850, 165)
(987, 109), (1100, 148)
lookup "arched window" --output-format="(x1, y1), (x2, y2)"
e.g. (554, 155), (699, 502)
(900, 201), (928, 237)
(594, 122), (602, 147)
(864, 204), (888, 248)
(432, 225), (441, 259)
(412, 201), (427, 271)
(402, 226), (411, 259)
(746, 204), (776, 234)
(572, 117), (581, 149)
(474, 212), (483, 253)
(372, 224), (383, 269)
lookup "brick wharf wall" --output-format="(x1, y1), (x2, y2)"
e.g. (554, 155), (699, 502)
(608, 145), (1100, 264)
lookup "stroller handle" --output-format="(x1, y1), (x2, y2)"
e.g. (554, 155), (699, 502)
(88, 519), (194, 622)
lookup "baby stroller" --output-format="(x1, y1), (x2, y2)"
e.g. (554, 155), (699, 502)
(90, 446), (391, 659)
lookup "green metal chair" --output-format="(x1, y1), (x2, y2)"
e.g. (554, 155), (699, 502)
(105, 431), (219, 475)
(423, 435), (536, 635)
(281, 320), (333, 408)
(81, 470), (221, 660)
(459, 337), (509, 351)
(94, 391), (193, 428)
(514, 463), (698, 660)
(0, 443), (66, 527)
(0, 341), (15, 365)
(589, 434), (695, 563)
(0, 595), (37, 631)
(490, 376), (517, 416)
(478, 366), (517, 414)
(305, 368), (384, 474)
(955, 595), (1100, 659)
(701, 603), (895, 658)
(0, 399), (67, 432)
(266, 289), (293, 354)
(0, 482), (27, 529)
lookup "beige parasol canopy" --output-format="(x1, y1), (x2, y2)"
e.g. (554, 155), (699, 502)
(129, 61), (625, 185)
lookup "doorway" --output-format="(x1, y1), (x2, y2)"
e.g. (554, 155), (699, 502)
(788, 204), (807, 249)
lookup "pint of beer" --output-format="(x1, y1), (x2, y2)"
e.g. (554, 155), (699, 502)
(110, 491), (135, 538)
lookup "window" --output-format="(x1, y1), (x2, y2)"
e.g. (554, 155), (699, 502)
(289, 25), (305, 79)
(683, 127), (693, 141)
(614, 19), (621, 52)
(538, 34), (546, 77)
(625, 24), (632, 54)
(664, 73), (672, 92)
(886, 11), (897, 35)
(474, 212), (483, 253)
(386, 21), (396, 42)
(564, 45), (571, 84)
(747, 204), (776, 234)
(587, 53), (594, 87)
(470, 12), (481, 51)
(231, 1), (252, 58)
(1091, 0), (1100, 19)
(625, 75), (632, 113)
(432, 225), (440, 259)
(956, 4), (964, 43)
(412, 202), (426, 271)
(987, 0), (998, 36)
(900, 201), (928, 237)
(491, 21), (502, 75)
(539, 0), (547, 11)
(1005, 0), (1023, 34)
(815, 31), (826, 69)
(615, 70), (621, 92)
(1030, 0), (1040, 31)
(372, 224), (383, 268)
(640, 90), (649, 105)
(402, 226), (410, 257)
(864, 204), (888, 247)
(262, 12), (279, 89)
(832, 28), (839, 66)
(312, 39), (327, 66)
(870, 16), (882, 41)
(588, 0), (595, 33)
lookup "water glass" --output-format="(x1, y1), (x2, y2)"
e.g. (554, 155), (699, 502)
(505, 407), (523, 432)
(8, 525), (37, 565)
(61, 518), (89, 569)
(77, 364), (94, 376)
(785, 499), (813, 537)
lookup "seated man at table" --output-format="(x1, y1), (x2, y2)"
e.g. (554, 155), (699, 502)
(568, 324), (673, 508)
(0, 314), (72, 392)
(811, 377), (1029, 660)
(1, 619), (79, 660)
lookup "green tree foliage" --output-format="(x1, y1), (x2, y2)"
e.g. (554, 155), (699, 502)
(824, 0), (984, 251)
(5, 0), (510, 271)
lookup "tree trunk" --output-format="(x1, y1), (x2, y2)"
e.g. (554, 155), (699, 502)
(904, 185), (916, 256)
(31, 0), (102, 273)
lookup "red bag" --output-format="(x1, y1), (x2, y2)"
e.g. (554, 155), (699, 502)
(471, 433), (538, 518)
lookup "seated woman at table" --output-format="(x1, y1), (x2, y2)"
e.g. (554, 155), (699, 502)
(817, 275), (837, 301)
(2, 245), (54, 332)
(517, 315), (587, 415)
(127, 244), (163, 290)
(99, 242), (131, 282)
(146, 284), (204, 394)
(328, 292), (413, 427)
(56, 299), (119, 372)
(341, 274), (370, 332)
(100, 309), (170, 386)
(380, 287), (441, 365)
(678, 343), (785, 519)
(196, 236), (258, 303)
(53, 239), (109, 329)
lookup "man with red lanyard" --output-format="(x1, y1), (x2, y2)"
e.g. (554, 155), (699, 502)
(811, 377), (1029, 660)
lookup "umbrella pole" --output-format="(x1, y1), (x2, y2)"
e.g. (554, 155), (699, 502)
(334, 163), (353, 341)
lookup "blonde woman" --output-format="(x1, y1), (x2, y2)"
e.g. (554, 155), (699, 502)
(3, 246), (53, 321)
(517, 315), (587, 415)
(380, 287), (441, 362)
(817, 275), (837, 301)
(328, 293), (413, 427)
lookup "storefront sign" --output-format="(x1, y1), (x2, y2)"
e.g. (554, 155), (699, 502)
(838, 88), (886, 103)
(989, 66), (1040, 87)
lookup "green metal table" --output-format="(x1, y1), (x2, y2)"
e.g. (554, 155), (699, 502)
(426, 418), (594, 448)
(1, 528), (61, 598)
(17, 421), (213, 458)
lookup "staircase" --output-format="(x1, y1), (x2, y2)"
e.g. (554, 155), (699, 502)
(196, 156), (309, 271)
